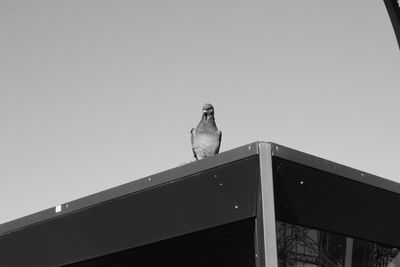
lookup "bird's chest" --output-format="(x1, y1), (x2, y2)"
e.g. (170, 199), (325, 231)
(193, 132), (218, 151)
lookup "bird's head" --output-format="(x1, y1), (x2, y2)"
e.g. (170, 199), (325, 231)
(202, 103), (215, 119)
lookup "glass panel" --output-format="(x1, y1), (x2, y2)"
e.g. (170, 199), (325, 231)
(272, 157), (400, 248)
(65, 219), (256, 267)
(276, 221), (400, 267)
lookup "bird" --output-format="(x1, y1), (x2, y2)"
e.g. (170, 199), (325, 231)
(191, 103), (222, 160)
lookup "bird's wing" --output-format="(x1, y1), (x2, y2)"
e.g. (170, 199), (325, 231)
(214, 130), (222, 154)
(190, 128), (198, 160)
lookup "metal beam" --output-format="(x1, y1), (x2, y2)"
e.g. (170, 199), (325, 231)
(255, 142), (278, 267)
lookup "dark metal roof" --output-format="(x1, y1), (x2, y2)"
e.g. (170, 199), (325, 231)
(1, 141), (399, 266)
(269, 142), (400, 195)
(0, 146), (261, 266)
(0, 142), (259, 236)
(1, 141), (399, 236)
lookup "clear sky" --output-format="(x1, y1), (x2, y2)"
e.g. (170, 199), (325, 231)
(1, 0), (399, 224)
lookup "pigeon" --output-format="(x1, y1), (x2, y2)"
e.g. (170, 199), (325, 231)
(191, 103), (222, 160)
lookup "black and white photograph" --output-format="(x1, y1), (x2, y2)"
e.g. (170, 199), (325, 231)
(0, 1), (399, 266)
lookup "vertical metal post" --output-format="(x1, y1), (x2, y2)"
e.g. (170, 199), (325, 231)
(344, 238), (354, 267)
(255, 142), (278, 267)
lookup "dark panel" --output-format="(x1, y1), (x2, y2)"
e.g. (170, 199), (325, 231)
(0, 142), (259, 236)
(0, 156), (259, 267)
(64, 219), (256, 267)
(273, 157), (400, 248)
(384, 0), (400, 49)
(270, 143), (400, 195)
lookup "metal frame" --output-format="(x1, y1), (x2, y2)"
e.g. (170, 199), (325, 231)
(1, 141), (399, 266)
(255, 142), (278, 267)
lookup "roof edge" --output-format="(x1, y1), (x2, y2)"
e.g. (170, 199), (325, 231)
(0, 142), (259, 235)
(263, 142), (400, 195)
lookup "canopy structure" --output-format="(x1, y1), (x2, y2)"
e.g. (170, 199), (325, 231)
(1, 142), (399, 267)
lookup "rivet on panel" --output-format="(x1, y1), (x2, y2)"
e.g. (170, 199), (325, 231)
(55, 205), (62, 213)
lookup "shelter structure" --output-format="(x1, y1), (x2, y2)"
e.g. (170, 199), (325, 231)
(0, 142), (399, 266)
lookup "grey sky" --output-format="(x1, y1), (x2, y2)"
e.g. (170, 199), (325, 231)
(1, 0), (399, 224)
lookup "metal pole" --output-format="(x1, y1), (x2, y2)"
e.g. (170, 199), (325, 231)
(256, 142), (278, 267)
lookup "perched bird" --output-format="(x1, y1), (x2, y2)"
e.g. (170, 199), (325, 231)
(191, 103), (222, 160)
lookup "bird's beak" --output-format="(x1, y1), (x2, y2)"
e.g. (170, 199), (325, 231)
(203, 110), (207, 113)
